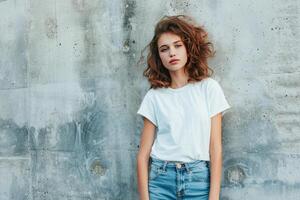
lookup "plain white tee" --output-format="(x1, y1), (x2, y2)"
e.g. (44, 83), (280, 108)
(137, 77), (231, 162)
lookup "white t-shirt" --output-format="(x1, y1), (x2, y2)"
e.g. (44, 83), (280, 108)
(137, 77), (231, 162)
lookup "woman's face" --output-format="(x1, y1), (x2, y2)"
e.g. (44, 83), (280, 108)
(157, 32), (188, 72)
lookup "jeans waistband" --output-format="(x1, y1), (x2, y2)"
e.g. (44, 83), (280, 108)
(150, 157), (209, 172)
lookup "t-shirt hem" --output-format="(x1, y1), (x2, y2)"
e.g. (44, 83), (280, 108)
(137, 111), (157, 126)
(209, 104), (231, 118)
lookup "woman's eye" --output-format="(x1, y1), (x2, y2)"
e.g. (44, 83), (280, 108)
(160, 48), (167, 52)
(175, 44), (182, 48)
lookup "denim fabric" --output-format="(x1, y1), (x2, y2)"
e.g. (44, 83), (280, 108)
(148, 157), (210, 200)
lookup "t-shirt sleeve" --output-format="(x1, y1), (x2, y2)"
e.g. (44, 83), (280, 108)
(206, 79), (231, 118)
(137, 90), (158, 126)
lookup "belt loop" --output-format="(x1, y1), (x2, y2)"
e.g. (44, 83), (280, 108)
(162, 161), (168, 172)
(185, 163), (191, 173)
(206, 161), (210, 169)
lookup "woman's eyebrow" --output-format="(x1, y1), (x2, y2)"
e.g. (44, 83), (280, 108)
(173, 40), (182, 44)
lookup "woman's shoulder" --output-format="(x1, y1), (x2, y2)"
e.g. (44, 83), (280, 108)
(201, 77), (217, 83)
(193, 77), (224, 95)
(144, 87), (162, 98)
(194, 77), (217, 87)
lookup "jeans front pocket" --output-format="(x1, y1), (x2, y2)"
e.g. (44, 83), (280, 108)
(149, 163), (166, 181)
(190, 163), (210, 183)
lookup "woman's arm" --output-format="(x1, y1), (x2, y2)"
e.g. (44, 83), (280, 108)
(209, 113), (223, 200)
(136, 117), (156, 200)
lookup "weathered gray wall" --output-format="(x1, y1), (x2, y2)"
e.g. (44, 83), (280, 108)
(0, 0), (299, 199)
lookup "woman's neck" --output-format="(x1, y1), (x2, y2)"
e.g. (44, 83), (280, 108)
(169, 69), (189, 89)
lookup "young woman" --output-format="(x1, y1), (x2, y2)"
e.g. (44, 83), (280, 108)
(136, 15), (231, 200)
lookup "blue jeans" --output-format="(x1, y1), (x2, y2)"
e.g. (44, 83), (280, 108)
(148, 157), (210, 200)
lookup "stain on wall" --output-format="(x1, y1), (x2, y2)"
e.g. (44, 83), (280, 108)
(45, 18), (58, 39)
(0, 0), (299, 199)
(0, 119), (28, 156)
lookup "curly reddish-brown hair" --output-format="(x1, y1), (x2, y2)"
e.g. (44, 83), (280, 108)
(142, 15), (215, 89)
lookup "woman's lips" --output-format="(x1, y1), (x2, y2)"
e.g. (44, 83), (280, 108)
(169, 59), (180, 64)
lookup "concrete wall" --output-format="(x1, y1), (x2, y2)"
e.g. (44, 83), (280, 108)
(0, 0), (299, 199)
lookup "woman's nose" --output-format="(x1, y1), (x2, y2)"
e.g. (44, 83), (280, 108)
(169, 47), (176, 57)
